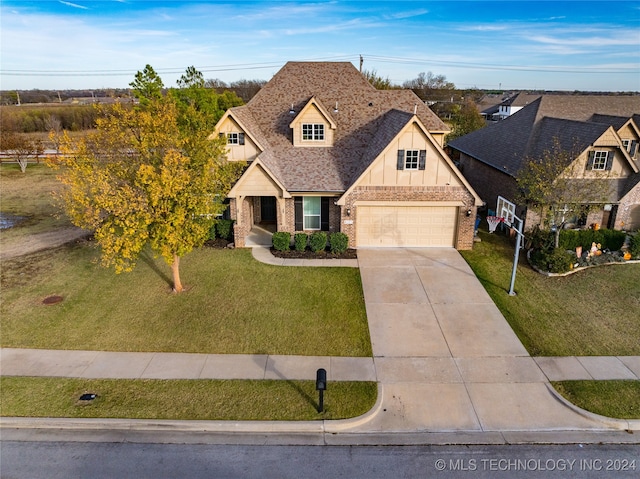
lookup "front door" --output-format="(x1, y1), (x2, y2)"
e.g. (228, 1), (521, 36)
(260, 196), (277, 223)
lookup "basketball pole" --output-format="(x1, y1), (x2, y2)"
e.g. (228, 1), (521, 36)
(508, 215), (525, 296)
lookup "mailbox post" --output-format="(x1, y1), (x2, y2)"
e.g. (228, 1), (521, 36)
(315, 368), (327, 413)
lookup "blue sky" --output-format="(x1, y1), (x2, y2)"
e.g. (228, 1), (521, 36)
(1, 1), (639, 91)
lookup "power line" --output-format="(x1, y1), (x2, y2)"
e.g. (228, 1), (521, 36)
(1, 54), (637, 80)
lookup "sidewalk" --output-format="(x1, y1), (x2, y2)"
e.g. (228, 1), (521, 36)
(1, 246), (639, 439)
(2, 348), (638, 383)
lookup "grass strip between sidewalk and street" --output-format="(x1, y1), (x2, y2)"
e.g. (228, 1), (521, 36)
(0, 376), (377, 421)
(552, 381), (640, 420)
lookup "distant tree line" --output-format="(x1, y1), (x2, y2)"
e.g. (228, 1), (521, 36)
(1, 68), (486, 144)
(1, 105), (100, 133)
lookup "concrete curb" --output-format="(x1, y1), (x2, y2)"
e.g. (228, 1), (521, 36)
(2, 417), (638, 446)
(546, 383), (640, 432)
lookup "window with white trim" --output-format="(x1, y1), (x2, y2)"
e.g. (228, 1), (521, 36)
(405, 150), (419, 170)
(592, 150), (608, 170)
(622, 139), (631, 151)
(227, 132), (244, 145)
(303, 197), (321, 230)
(302, 124), (324, 141)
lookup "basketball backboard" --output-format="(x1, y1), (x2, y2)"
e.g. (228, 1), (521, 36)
(496, 196), (516, 227)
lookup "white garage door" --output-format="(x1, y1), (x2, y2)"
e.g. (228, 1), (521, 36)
(357, 205), (457, 247)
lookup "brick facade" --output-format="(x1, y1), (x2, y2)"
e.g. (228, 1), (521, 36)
(342, 185), (477, 250)
(458, 153), (518, 211)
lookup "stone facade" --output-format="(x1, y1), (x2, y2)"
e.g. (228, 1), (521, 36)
(616, 182), (640, 230)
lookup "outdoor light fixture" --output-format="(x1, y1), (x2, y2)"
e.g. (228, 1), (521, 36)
(346, 208), (351, 216)
(466, 208), (472, 217)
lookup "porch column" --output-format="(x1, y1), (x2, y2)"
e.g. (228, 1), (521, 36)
(276, 196), (287, 232)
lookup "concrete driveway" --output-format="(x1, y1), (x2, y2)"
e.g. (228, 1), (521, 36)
(351, 248), (602, 433)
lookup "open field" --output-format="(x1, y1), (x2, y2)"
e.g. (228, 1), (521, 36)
(461, 231), (640, 357)
(0, 163), (71, 239)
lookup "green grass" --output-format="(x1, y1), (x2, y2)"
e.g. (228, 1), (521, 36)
(0, 242), (371, 356)
(0, 376), (377, 421)
(553, 381), (640, 419)
(0, 163), (71, 239)
(461, 231), (640, 356)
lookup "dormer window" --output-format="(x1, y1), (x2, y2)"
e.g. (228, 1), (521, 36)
(227, 132), (245, 145)
(302, 124), (324, 141)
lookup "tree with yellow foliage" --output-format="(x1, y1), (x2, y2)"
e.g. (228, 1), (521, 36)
(50, 67), (245, 292)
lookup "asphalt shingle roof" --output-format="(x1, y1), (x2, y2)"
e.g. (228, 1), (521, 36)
(229, 62), (447, 192)
(449, 95), (640, 177)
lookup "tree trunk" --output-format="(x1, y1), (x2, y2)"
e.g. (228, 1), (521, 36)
(171, 254), (183, 293)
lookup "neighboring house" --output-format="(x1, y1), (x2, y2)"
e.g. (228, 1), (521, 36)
(213, 62), (482, 249)
(448, 95), (640, 231)
(481, 92), (541, 122)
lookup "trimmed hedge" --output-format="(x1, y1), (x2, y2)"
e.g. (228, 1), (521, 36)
(309, 232), (327, 253)
(272, 232), (291, 251)
(329, 232), (349, 254)
(559, 228), (626, 252)
(630, 231), (640, 258)
(294, 233), (308, 252)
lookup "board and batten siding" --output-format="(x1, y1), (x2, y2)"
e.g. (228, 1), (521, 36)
(358, 123), (464, 187)
(217, 116), (260, 161)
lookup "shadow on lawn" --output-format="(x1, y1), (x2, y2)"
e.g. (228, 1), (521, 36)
(140, 250), (173, 288)
(254, 354), (319, 414)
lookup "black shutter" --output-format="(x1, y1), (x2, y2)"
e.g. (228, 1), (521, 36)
(586, 151), (595, 170)
(239, 133), (245, 145)
(419, 150), (426, 170)
(219, 132), (225, 139)
(605, 151), (614, 170)
(630, 140), (638, 157)
(321, 197), (330, 231)
(294, 197), (303, 231)
(397, 150), (405, 170)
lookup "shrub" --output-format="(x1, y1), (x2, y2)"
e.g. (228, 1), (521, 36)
(208, 222), (217, 240)
(294, 233), (308, 252)
(272, 232), (291, 252)
(530, 247), (573, 274)
(630, 231), (640, 258)
(309, 231), (327, 253)
(329, 232), (349, 254)
(559, 228), (625, 252)
(215, 219), (234, 241)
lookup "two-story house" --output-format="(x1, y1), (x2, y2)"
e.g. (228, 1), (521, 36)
(448, 95), (640, 231)
(213, 62), (482, 249)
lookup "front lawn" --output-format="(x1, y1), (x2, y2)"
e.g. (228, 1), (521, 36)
(0, 241), (371, 357)
(461, 231), (640, 356)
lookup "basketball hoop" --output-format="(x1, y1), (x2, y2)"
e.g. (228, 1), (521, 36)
(487, 216), (504, 233)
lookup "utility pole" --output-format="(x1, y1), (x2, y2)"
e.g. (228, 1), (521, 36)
(359, 55), (363, 73)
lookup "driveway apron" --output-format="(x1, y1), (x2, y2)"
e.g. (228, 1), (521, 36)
(355, 248), (601, 432)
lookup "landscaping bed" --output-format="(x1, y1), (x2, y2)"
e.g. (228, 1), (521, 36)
(270, 247), (358, 260)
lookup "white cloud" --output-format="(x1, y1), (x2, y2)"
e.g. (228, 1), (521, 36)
(58, 1), (89, 10)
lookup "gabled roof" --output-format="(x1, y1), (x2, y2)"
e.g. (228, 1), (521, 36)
(449, 95), (640, 177)
(228, 61), (449, 192)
